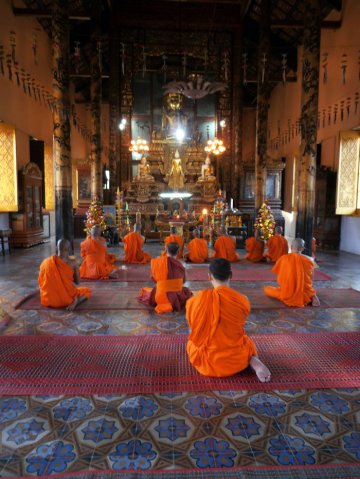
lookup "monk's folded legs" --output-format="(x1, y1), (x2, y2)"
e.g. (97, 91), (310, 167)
(250, 356), (271, 383)
(66, 294), (88, 311)
(311, 294), (320, 307)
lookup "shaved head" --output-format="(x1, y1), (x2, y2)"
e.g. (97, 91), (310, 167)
(134, 223), (142, 233)
(210, 258), (232, 282)
(166, 241), (180, 257)
(91, 225), (102, 238)
(170, 226), (177, 235)
(193, 228), (200, 238)
(57, 238), (71, 255)
(292, 237), (305, 252)
(275, 226), (283, 235)
(219, 225), (227, 236)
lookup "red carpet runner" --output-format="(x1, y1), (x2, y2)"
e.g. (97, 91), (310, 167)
(16, 287), (360, 311)
(0, 332), (359, 395)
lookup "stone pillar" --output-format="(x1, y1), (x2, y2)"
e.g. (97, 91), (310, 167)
(254, 0), (271, 214)
(231, 25), (243, 206)
(52, 0), (72, 245)
(90, 1), (102, 200)
(296, 0), (321, 254)
(108, 28), (120, 203)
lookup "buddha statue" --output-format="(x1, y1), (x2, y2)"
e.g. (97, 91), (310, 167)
(198, 155), (216, 182)
(137, 155), (154, 182)
(168, 149), (185, 190)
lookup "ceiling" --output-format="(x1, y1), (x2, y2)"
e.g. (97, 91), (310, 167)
(15, 0), (342, 106)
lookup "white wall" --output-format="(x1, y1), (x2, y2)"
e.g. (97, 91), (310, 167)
(340, 217), (360, 255)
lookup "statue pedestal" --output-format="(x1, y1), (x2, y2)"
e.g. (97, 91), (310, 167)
(197, 178), (218, 202)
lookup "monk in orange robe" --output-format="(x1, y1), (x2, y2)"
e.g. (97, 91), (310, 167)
(264, 238), (320, 307)
(212, 226), (240, 262)
(80, 225), (119, 279)
(264, 226), (288, 263)
(186, 258), (271, 381)
(123, 224), (151, 264)
(184, 229), (208, 263)
(38, 239), (91, 311)
(139, 242), (193, 314)
(162, 226), (184, 259)
(245, 229), (265, 262)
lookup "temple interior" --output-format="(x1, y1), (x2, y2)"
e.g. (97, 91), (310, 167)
(0, 0), (360, 477)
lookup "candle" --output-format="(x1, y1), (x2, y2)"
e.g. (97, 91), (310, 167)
(125, 202), (129, 212)
(230, 198), (233, 210)
(136, 211), (141, 224)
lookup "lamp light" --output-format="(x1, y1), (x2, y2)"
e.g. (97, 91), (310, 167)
(129, 137), (149, 153)
(204, 138), (226, 155)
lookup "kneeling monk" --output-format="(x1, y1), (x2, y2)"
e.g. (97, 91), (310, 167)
(139, 242), (193, 314)
(123, 224), (151, 264)
(184, 229), (208, 263)
(39, 239), (91, 311)
(264, 226), (288, 263)
(80, 225), (119, 279)
(186, 258), (271, 381)
(245, 229), (265, 263)
(264, 238), (320, 307)
(162, 226), (184, 259)
(212, 226), (240, 262)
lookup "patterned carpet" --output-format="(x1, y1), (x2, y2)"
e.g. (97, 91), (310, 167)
(16, 286), (360, 310)
(1, 332), (359, 395)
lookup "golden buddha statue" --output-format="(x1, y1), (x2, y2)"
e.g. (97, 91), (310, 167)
(168, 149), (185, 190)
(137, 155), (154, 182)
(198, 155), (216, 182)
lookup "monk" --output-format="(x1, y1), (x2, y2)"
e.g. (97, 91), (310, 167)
(184, 229), (208, 263)
(264, 226), (288, 263)
(212, 226), (240, 262)
(80, 225), (119, 279)
(186, 258), (271, 382)
(162, 226), (184, 259)
(123, 224), (151, 264)
(245, 229), (265, 263)
(38, 239), (91, 311)
(139, 242), (193, 314)
(264, 238), (320, 307)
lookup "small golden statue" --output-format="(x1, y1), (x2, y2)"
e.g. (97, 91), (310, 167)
(168, 149), (185, 190)
(137, 155), (154, 182)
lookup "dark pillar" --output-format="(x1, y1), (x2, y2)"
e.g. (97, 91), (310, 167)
(90, 0), (103, 201)
(108, 27), (120, 203)
(52, 0), (73, 245)
(296, 0), (321, 254)
(231, 25), (243, 206)
(254, 0), (271, 214)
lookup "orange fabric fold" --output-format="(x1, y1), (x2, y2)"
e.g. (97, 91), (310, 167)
(80, 238), (117, 279)
(152, 255), (182, 313)
(39, 256), (91, 308)
(264, 252), (316, 307)
(213, 236), (240, 262)
(186, 286), (257, 377)
(123, 232), (151, 264)
(162, 234), (184, 259)
(185, 238), (208, 263)
(245, 237), (264, 262)
(264, 234), (288, 263)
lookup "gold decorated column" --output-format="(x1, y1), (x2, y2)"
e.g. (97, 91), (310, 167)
(254, 0), (271, 213)
(296, 0), (321, 254)
(52, 0), (72, 244)
(108, 27), (120, 203)
(90, 0), (103, 200)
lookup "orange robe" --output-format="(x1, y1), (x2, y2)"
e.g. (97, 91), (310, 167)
(38, 256), (91, 308)
(186, 286), (257, 377)
(213, 236), (240, 262)
(162, 234), (184, 259)
(245, 237), (264, 262)
(264, 234), (288, 263)
(123, 232), (151, 264)
(184, 238), (208, 263)
(139, 255), (192, 314)
(80, 238), (117, 279)
(264, 253), (316, 307)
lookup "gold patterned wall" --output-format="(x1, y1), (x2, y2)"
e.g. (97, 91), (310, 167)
(336, 132), (360, 215)
(44, 144), (55, 210)
(0, 124), (18, 212)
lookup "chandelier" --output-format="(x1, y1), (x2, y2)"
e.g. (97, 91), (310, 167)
(129, 137), (149, 153)
(204, 138), (226, 155)
(163, 74), (227, 100)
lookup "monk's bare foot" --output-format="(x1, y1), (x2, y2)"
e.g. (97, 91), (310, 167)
(109, 270), (120, 279)
(250, 356), (271, 383)
(66, 297), (78, 311)
(312, 295), (320, 307)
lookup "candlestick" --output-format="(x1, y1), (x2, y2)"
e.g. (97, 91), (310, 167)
(230, 198), (234, 210)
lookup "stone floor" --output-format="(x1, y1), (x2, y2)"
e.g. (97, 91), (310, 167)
(0, 240), (359, 477)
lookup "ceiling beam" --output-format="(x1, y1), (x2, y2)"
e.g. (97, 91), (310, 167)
(271, 20), (341, 29)
(12, 6), (91, 20)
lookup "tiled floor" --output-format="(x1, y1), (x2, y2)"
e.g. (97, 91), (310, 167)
(0, 240), (359, 477)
